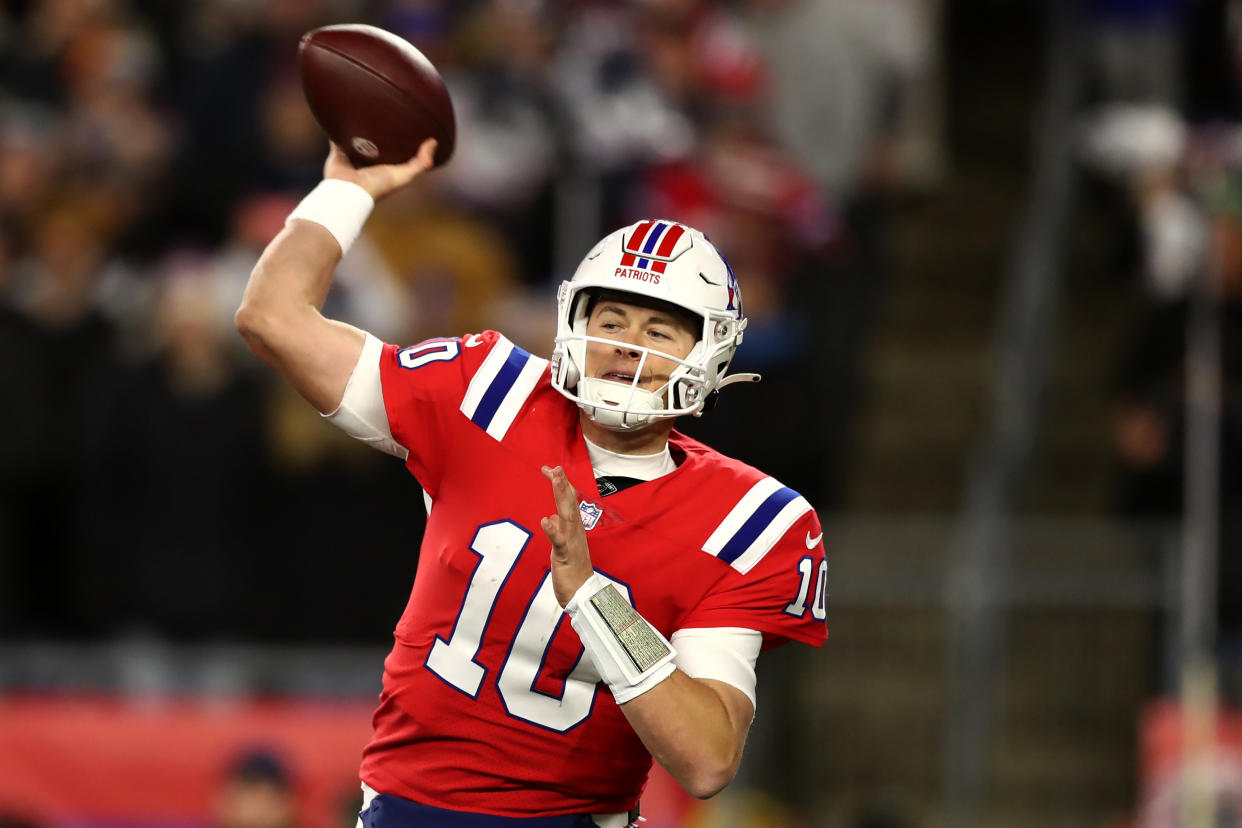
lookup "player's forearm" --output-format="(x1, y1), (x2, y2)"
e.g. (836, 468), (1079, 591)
(236, 220), (365, 413)
(239, 220), (342, 324)
(619, 671), (748, 799)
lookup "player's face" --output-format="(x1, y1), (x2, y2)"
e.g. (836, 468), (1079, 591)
(583, 299), (698, 393)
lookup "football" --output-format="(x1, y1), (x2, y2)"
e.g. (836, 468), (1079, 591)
(297, 24), (456, 168)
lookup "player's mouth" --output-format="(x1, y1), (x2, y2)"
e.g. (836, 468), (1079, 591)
(601, 370), (646, 385)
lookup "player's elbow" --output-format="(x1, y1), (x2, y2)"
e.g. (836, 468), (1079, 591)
(234, 295), (300, 364)
(234, 300), (272, 352)
(235, 274), (294, 350)
(680, 756), (740, 800)
(682, 770), (734, 800)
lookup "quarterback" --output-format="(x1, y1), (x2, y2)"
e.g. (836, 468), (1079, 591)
(236, 138), (828, 828)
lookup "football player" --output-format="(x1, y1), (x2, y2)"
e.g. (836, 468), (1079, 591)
(236, 138), (828, 828)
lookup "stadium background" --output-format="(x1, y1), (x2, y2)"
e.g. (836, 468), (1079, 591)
(0, 0), (1237, 826)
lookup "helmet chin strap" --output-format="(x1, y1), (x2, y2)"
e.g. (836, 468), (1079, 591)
(577, 378), (667, 431)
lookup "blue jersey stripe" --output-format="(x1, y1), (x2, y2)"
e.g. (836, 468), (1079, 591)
(716, 486), (801, 565)
(471, 346), (531, 430)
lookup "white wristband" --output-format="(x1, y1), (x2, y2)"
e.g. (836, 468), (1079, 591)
(286, 179), (375, 255)
(566, 573), (677, 704)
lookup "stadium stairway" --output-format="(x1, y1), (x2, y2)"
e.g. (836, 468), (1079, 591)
(786, 3), (1160, 827)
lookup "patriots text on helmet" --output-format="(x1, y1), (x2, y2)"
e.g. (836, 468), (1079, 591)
(614, 267), (661, 284)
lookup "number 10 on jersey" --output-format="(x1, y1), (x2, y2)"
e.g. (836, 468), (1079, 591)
(425, 519), (632, 732)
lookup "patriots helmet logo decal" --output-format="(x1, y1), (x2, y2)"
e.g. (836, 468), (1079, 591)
(619, 220), (692, 272)
(724, 256), (741, 314)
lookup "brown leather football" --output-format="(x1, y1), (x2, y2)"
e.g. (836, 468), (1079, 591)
(298, 24), (455, 168)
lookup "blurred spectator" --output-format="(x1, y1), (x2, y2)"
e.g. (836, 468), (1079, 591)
(1181, 0), (1242, 122)
(373, 0), (459, 72)
(1083, 0), (1183, 107)
(0, 191), (123, 636)
(1074, 0), (1242, 703)
(438, 0), (561, 282)
(0, 104), (63, 234)
(212, 749), (298, 828)
(75, 255), (270, 639)
(1109, 182), (1242, 696)
(161, 0), (335, 248)
(1112, 196), (1242, 515)
(555, 1), (696, 235)
(738, 0), (941, 200)
(59, 14), (170, 184)
(638, 0), (767, 116)
(364, 192), (522, 340)
(1074, 7), (1242, 524)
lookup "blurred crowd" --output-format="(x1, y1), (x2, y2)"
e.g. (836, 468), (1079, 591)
(0, 0), (937, 642)
(1074, 0), (1242, 689)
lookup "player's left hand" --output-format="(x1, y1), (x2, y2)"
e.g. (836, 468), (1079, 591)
(540, 465), (595, 608)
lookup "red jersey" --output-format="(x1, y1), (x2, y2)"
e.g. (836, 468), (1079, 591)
(359, 331), (828, 817)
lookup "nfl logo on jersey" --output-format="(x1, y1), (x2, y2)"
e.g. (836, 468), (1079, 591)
(578, 500), (603, 530)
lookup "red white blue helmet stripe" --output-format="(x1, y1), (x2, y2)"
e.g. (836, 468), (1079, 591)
(619, 220), (690, 273)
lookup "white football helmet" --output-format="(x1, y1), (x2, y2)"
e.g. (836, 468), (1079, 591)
(550, 218), (759, 431)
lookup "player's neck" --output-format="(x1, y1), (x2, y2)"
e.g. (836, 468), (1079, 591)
(579, 413), (675, 456)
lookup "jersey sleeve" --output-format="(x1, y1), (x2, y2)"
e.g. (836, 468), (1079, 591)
(324, 331), (408, 459)
(377, 331), (548, 497)
(681, 509), (829, 649)
(670, 627), (762, 709)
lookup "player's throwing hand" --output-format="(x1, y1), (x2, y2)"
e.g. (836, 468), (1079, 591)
(324, 137), (437, 201)
(540, 465), (595, 607)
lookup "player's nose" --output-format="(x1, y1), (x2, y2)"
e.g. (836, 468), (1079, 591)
(611, 331), (642, 356)
(613, 341), (641, 359)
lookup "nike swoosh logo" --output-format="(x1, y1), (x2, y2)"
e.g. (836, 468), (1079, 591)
(698, 272), (720, 286)
(805, 531), (823, 549)
(464, 334), (485, 348)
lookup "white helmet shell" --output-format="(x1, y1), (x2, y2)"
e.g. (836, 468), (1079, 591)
(550, 219), (750, 431)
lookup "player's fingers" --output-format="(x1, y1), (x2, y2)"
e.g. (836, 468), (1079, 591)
(551, 468), (582, 524)
(414, 137), (438, 168)
(542, 516), (572, 557)
(541, 465), (577, 520)
(323, 142), (354, 176)
(541, 515), (561, 545)
(391, 138), (436, 180)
